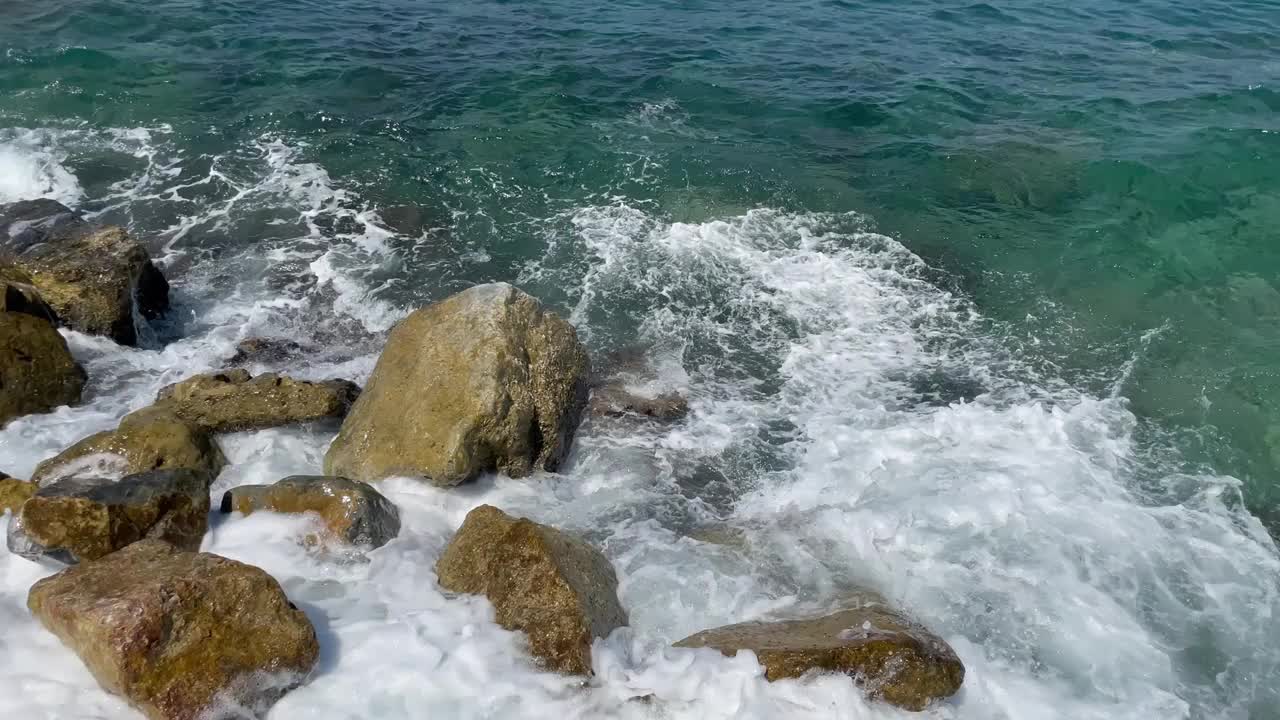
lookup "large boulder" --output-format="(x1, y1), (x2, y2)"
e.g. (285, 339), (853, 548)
(0, 262), (58, 322)
(155, 369), (361, 432)
(325, 283), (590, 486)
(0, 472), (36, 514)
(7, 469), (210, 564)
(435, 505), (627, 675)
(221, 475), (400, 548)
(0, 310), (86, 426)
(674, 599), (966, 711)
(31, 406), (226, 486)
(0, 199), (169, 345)
(28, 539), (319, 720)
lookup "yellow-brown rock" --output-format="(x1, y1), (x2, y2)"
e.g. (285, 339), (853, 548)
(0, 262), (58, 322)
(155, 369), (360, 432)
(221, 475), (400, 548)
(28, 539), (319, 720)
(6, 469), (211, 564)
(0, 310), (86, 426)
(674, 599), (965, 711)
(31, 406), (226, 486)
(325, 283), (590, 485)
(435, 505), (627, 675)
(0, 472), (36, 514)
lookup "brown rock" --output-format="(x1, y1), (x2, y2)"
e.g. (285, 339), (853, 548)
(31, 406), (226, 486)
(221, 475), (400, 548)
(674, 600), (965, 711)
(6, 469), (210, 564)
(587, 384), (689, 422)
(0, 310), (86, 426)
(27, 539), (319, 720)
(435, 505), (627, 675)
(155, 369), (360, 432)
(0, 472), (36, 514)
(0, 199), (169, 345)
(0, 262), (58, 322)
(325, 283), (590, 486)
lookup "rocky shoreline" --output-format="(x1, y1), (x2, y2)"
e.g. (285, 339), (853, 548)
(1, 200), (964, 718)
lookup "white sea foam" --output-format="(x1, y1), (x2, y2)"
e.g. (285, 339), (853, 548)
(0, 129), (84, 205)
(0, 144), (1277, 720)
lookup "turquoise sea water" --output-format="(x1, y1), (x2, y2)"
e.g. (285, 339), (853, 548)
(2, 2), (1279, 719)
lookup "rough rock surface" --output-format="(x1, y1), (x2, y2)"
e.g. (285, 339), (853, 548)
(587, 384), (689, 421)
(0, 262), (58, 322)
(435, 505), (627, 675)
(31, 406), (226, 486)
(155, 369), (360, 432)
(0, 472), (36, 514)
(221, 475), (400, 548)
(28, 539), (319, 720)
(325, 283), (590, 485)
(0, 199), (169, 345)
(674, 601), (965, 711)
(0, 310), (86, 426)
(225, 337), (307, 366)
(7, 469), (211, 564)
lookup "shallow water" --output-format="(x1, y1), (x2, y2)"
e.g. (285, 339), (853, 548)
(2, 2), (1279, 719)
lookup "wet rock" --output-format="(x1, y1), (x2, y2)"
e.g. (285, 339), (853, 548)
(0, 311), (86, 426)
(221, 475), (400, 548)
(7, 469), (211, 564)
(155, 369), (361, 432)
(0, 472), (36, 514)
(674, 600), (965, 711)
(28, 539), (319, 720)
(0, 262), (58, 322)
(31, 406), (226, 486)
(325, 283), (590, 486)
(225, 337), (307, 366)
(435, 505), (627, 675)
(587, 384), (689, 421)
(0, 199), (169, 345)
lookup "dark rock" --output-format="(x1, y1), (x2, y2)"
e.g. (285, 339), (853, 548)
(587, 384), (689, 422)
(221, 475), (400, 548)
(0, 262), (58, 322)
(225, 337), (307, 366)
(436, 505), (627, 675)
(28, 539), (319, 720)
(6, 469), (211, 564)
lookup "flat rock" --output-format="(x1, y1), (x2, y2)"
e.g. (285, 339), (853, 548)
(6, 469), (211, 564)
(0, 310), (86, 426)
(674, 600), (965, 711)
(0, 472), (36, 514)
(0, 199), (169, 345)
(325, 283), (590, 485)
(221, 475), (400, 548)
(155, 369), (360, 432)
(225, 337), (307, 366)
(436, 505), (627, 675)
(31, 406), (226, 486)
(28, 539), (318, 720)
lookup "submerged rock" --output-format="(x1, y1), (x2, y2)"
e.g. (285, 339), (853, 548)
(28, 539), (319, 720)
(0, 472), (36, 514)
(155, 369), (360, 432)
(31, 406), (226, 486)
(325, 283), (590, 486)
(0, 199), (169, 345)
(221, 475), (400, 548)
(7, 469), (211, 564)
(436, 505), (627, 675)
(225, 337), (308, 366)
(674, 600), (965, 711)
(0, 310), (86, 426)
(587, 384), (689, 421)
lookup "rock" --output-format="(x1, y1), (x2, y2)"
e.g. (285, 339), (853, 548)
(6, 469), (210, 564)
(221, 475), (400, 548)
(31, 406), (226, 486)
(0, 472), (36, 514)
(0, 311), (86, 426)
(155, 369), (361, 432)
(225, 337), (307, 366)
(0, 262), (58, 322)
(325, 283), (590, 485)
(0, 199), (169, 345)
(674, 600), (965, 711)
(27, 539), (319, 720)
(435, 505), (627, 675)
(587, 384), (689, 421)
